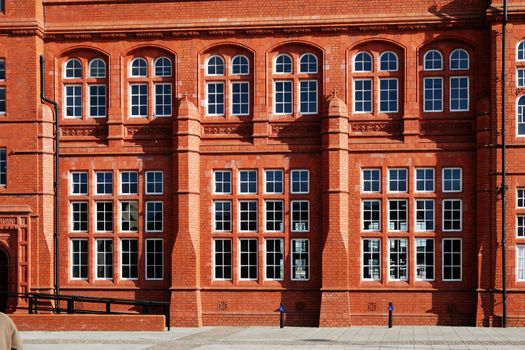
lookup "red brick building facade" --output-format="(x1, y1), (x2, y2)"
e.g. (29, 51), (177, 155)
(0, 0), (525, 327)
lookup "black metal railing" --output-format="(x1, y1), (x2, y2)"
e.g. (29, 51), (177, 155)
(0, 291), (170, 330)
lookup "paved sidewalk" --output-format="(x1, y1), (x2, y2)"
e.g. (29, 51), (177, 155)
(21, 326), (525, 350)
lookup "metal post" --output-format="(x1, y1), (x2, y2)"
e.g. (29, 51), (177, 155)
(388, 303), (393, 328)
(279, 303), (285, 328)
(106, 301), (111, 314)
(67, 297), (74, 314)
(501, 0), (508, 329)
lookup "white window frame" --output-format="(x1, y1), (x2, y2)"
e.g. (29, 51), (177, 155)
(274, 80), (293, 115)
(517, 68), (525, 88)
(423, 50), (443, 71)
(415, 168), (435, 193)
(449, 49), (470, 70)
(239, 169), (257, 194)
(415, 199), (435, 232)
(120, 171), (139, 195)
(388, 199), (408, 232)
(88, 84), (107, 118)
(64, 84), (82, 118)
(95, 238), (113, 280)
(517, 40), (525, 62)
(239, 238), (258, 281)
(265, 238), (284, 281)
(206, 55), (225, 76)
(129, 57), (147, 77)
(71, 171), (88, 195)
(206, 81), (225, 116)
(153, 83), (172, 117)
(379, 51), (398, 72)
(230, 81), (250, 116)
(378, 78), (398, 113)
(517, 245), (525, 281)
(517, 215), (525, 237)
(213, 238), (232, 280)
(70, 201), (88, 232)
(423, 77), (444, 112)
(231, 55), (249, 76)
(298, 79), (318, 115)
(353, 78), (373, 113)
(388, 238), (408, 281)
(145, 238), (164, 280)
(442, 199), (463, 232)
(361, 168), (381, 193)
(120, 200), (139, 233)
(442, 238), (462, 281)
(290, 169), (310, 194)
(238, 200), (258, 232)
(274, 54), (293, 74)
(120, 239), (138, 280)
(362, 199), (381, 232)
(265, 200), (284, 232)
(88, 58), (106, 78)
(291, 238), (310, 281)
(449, 76), (469, 112)
(298, 53), (318, 74)
(388, 168), (408, 193)
(362, 238), (381, 281)
(95, 171), (113, 195)
(70, 239), (88, 280)
(264, 169), (284, 194)
(442, 167), (462, 192)
(129, 83), (148, 117)
(353, 51), (373, 72)
(94, 201), (113, 233)
(415, 238), (435, 281)
(290, 200), (309, 232)
(518, 95), (525, 137)
(64, 58), (82, 79)
(153, 57), (172, 77)
(213, 200), (232, 232)
(145, 201), (163, 233)
(213, 170), (232, 194)
(517, 188), (525, 208)
(145, 170), (163, 195)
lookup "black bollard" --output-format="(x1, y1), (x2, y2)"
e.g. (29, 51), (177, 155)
(279, 303), (285, 328)
(388, 302), (393, 328)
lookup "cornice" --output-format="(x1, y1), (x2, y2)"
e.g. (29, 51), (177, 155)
(0, 20), (45, 38)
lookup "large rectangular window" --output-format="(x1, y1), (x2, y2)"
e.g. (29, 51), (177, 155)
(154, 83), (172, 117)
(146, 239), (164, 280)
(214, 239), (232, 280)
(291, 200), (309, 232)
(388, 199), (407, 231)
(239, 239), (257, 280)
(379, 78), (398, 113)
(65, 85), (82, 118)
(415, 199), (435, 231)
(362, 239), (380, 280)
(362, 200), (380, 231)
(265, 239), (284, 280)
(450, 76), (469, 112)
(274, 81), (293, 114)
(239, 170), (257, 194)
(0, 148), (5, 186)
(71, 202), (88, 232)
(291, 169), (309, 194)
(96, 239), (113, 279)
(362, 169), (380, 193)
(265, 200), (284, 232)
(71, 239), (88, 279)
(130, 84), (148, 117)
(214, 170), (231, 194)
(95, 202), (113, 232)
(443, 238), (462, 281)
(415, 168), (434, 192)
(214, 201), (232, 232)
(291, 239), (309, 280)
(354, 79), (372, 113)
(71, 172), (88, 195)
(121, 171), (138, 195)
(443, 168), (462, 192)
(145, 201), (163, 232)
(388, 168), (407, 192)
(207, 82), (224, 115)
(239, 200), (257, 232)
(299, 80), (317, 114)
(95, 171), (113, 195)
(518, 245), (525, 281)
(89, 85), (106, 117)
(389, 239), (407, 281)
(231, 81), (249, 116)
(121, 239), (138, 280)
(120, 201), (138, 232)
(265, 170), (283, 194)
(423, 77), (443, 112)
(442, 199), (462, 232)
(416, 238), (435, 281)
(145, 171), (163, 195)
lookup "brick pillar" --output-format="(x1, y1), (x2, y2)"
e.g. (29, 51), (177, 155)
(319, 93), (351, 327)
(170, 96), (202, 327)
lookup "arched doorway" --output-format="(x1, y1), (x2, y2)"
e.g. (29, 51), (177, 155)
(0, 249), (8, 312)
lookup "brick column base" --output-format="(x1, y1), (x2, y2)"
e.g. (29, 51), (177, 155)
(319, 291), (351, 327)
(170, 289), (202, 327)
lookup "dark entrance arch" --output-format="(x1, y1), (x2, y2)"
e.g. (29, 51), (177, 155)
(0, 249), (8, 312)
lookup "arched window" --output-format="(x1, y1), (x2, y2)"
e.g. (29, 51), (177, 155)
(130, 58), (147, 77)
(518, 40), (525, 61)
(449, 49), (469, 70)
(518, 95), (525, 136)
(299, 53), (318, 74)
(63, 56), (107, 119)
(65, 59), (82, 78)
(154, 57), (172, 77)
(88, 59), (106, 78)
(379, 51), (398, 72)
(423, 50), (443, 71)
(207, 55), (225, 75)
(231, 55), (249, 75)
(354, 52), (372, 72)
(274, 54), (292, 74)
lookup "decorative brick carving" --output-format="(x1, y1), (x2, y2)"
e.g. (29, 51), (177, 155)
(203, 125), (251, 137)
(270, 123), (320, 136)
(350, 122), (402, 134)
(61, 126), (106, 137)
(126, 126), (172, 137)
